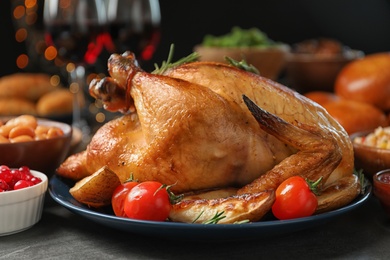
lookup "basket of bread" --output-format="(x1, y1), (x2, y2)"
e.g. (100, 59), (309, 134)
(0, 73), (73, 120)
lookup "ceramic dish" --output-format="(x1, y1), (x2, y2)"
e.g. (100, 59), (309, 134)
(0, 170), (48, 236)
(194, 45), (289, 80)
(351, 130), (390, 177)
(49, 175), (371, 241)
(0, 117), (72, 175)
(285, 49), (364, 93)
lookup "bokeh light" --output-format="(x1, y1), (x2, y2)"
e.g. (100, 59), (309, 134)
(69, 82), (80, 94)
(13, 5), (25, 19)
(25, 0), (37, 9)
(95, 112), (106, 123)
(35, 40), (47, 55)
(16, 54), (29, 69)
(44, 46), (58, 60)
(25, 12), (37, 25)
(66, 63), (76, 73)
(15, 28), (28, 42)
(50, 75), (61, 86)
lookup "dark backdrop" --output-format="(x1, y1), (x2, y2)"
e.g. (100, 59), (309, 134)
(1, 0), (390, 77)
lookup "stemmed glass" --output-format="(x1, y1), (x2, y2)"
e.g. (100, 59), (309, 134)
(43, 0), (107, 132)
(105, 0), (161, 69)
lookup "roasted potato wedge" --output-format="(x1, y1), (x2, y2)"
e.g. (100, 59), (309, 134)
(69, 166), (121, 208)
(169, 190), (275, 224)
(316, 174), (361, 213)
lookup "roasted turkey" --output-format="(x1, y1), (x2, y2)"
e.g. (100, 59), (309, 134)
(57, 51), (360, 223)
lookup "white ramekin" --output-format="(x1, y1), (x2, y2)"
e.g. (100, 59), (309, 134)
(0, 170), (48, 236)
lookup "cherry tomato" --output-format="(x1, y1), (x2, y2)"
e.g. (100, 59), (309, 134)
(111, 181), (138, 217)
(123, 181), (171, 221)
(272, 176), (318, 220)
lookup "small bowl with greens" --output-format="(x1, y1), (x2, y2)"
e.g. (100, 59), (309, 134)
(194, 27), (290, 80)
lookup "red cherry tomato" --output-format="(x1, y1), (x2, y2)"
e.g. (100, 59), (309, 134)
(111, 181), (139, 217)
(272, 176), (318, 220)
(123, 181), (171, 221)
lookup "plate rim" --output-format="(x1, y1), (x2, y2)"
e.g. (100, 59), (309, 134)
(48, 174), (372, 238)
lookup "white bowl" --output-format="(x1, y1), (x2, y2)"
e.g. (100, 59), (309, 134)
(0, 170), (48, 236)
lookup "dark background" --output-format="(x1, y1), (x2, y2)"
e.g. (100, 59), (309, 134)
(1, 0), (390, 77)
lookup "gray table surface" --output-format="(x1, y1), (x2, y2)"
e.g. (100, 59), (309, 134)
(1, 190), (389, 260)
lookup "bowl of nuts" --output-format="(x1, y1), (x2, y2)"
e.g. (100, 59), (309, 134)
(0, 166), (48, 236)
(0, 115), (72, 174)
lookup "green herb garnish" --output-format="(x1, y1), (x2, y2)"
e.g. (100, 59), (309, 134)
(225, 56), (260, 74)
(354, 168), (367, 194)
(153, 44), (200, 75)
(202, 211), (226, 224)
(201, 26), (277, 48)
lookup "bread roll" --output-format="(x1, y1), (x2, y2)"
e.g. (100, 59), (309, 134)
(0, 98), (37, 116)
(334, 52), (390, 111)
(323, 99), (389, 134)
(0, 73), (58, 102)
(36, 89), (73, 116)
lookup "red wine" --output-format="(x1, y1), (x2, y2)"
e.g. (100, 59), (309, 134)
(45, 23), (104, 65)
(105, 23), (160, 61)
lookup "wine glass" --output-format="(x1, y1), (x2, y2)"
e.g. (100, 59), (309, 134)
(105, 0), (161, 69)
(43, 0), (107, 132)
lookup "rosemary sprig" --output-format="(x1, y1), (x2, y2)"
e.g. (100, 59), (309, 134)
(224, 56), (260, 75)
(152, 44), (200, 75)
(192, 211), (204, 224)
(192, 210), (250, 224)
(233, 219), (250, 224)
(191, 210), (226, 224)
(202, 211), (226, 224)
(354, 168), (367, 194)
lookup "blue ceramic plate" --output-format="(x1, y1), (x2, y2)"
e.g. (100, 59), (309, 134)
(49, 175), (371, 241)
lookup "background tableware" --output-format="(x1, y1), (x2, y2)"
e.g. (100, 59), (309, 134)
(373, 169), (390, 217)
(43, 0), (107, 132)
(194, 45), (289, 80)
(105, 0), (161, 64)
(0, 118), (72, 175)
(285, 49), (364, 93)
(351, 131), (390, 178)
(49, 174), (371, 241)
(0, 170), (48, 236)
